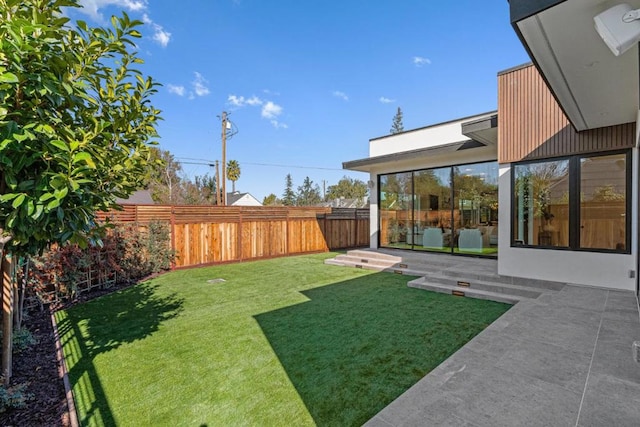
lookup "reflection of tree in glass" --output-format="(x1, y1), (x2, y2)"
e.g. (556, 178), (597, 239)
(380, 173), (412, 210)
(515, 160), (569, 218)
(592, 184), (625, 201)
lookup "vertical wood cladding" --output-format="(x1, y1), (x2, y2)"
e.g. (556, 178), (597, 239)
(498, 64), (635, 163)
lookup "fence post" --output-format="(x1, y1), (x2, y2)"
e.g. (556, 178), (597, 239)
(354, 209), (358, 248)
(170, 206), (176, 270)
(238, 207), (243, 262)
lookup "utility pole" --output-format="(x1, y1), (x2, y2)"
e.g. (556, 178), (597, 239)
(215, 160), (221, 205)
(221, 111), (227, 206)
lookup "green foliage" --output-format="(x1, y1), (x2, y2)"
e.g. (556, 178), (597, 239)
(282, 174), (296, 206)
(0, 0), (161, 256)
(296, 176), (322, 206)
(226, 160), (241, 192)
(326, 175), (368, 206)
(390, 107), (404, 134)
(0, 383), (32, 413)
(25, 221), (173, 303)
(11, 327), (36, 353)
(0, 327), (36, 354)
(262, 193), (280, 206)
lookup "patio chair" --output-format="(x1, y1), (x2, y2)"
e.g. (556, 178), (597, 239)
(422, 228), (444, 249)
(458, 229), (483, 252)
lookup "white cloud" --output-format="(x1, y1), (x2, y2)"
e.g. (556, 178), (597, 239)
(246, 96), (263, 106)
(332, 90), (349, 101)
(379, 97), (395, 104)
(78, 2), (170, 47)
(270, 120), (288, 129)
(78, 0), (148, 21)
(413, 56), (432, 67)
(141, 13), (170, 47)
(261, 101), (282, 119)
(167, 84), (185, 96)
(228, 94), (286, 128)
(192, 72), (210, 97)
(227, 95), (264, 107)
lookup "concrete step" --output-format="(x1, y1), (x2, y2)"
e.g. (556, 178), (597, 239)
(343, 249), (402, 263)
(411, 274), (543, 299)
(325, 257), (429, 277)
(408, 279), (524, 305)
(442, 269), (565, 291)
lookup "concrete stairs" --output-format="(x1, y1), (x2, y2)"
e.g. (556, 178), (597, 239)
(325, 249), (566, 304)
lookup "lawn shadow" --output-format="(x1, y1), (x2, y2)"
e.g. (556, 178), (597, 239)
(254, 272), (510, 427)
(55, 282), (184, 427)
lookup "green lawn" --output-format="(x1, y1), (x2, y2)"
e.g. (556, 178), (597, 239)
(56, 252), (510, 427)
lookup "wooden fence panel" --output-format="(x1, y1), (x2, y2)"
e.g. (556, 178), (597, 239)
(100, 205), (369, 269)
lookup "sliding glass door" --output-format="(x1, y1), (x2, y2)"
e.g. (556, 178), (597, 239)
(379, 160), (498, 256)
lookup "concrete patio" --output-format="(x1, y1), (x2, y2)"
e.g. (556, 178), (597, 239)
(365, 280), (640, 426)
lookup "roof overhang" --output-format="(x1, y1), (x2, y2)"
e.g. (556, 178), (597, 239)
(461, 114), (498, 145)
(510, 0), (640, 131)
(343, 140), (486, 173)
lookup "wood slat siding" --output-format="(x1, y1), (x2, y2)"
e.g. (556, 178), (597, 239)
(498, 64), (635, 163)
(96, 205), (369, 268)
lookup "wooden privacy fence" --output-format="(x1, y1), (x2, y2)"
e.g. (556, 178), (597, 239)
(96, 205), (370, 268)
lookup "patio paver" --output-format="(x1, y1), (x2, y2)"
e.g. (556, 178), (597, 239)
(365, 279), (640, 426)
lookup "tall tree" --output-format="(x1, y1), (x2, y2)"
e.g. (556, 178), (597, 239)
(0, 0), (161, 381)
(282, 174), (296, 206)
(390, 107), (404, 134)
(296, 176), (322, 206)
(326, 176), (369, 206)
(146, 147), (183, 204)
(262, 193), (280, 206)
(226, 159), (241, 192)
(183, 174), (217, 205)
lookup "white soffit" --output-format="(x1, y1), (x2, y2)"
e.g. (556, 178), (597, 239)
(516, 0), (640, 131)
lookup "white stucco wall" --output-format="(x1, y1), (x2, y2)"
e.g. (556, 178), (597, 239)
(369, 172), (378, 249)
(497, 158), (638, 291)
(369, 112), (496, 157)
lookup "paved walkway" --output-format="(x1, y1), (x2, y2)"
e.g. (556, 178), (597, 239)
(365, 284), (640, 426)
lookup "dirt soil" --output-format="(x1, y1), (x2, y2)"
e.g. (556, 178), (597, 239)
(0, 310), (69, 427)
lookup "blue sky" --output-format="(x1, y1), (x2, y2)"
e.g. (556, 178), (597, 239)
(71, 0), (530, 202)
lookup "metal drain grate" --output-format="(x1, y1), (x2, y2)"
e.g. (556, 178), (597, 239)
(207, 278), (226, 284)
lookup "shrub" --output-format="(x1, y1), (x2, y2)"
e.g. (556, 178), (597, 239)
(22, 221), (174, 305)
(0, 383), (32, 413)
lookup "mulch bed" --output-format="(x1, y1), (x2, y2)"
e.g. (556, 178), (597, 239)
(0, 275), (159, 426)
(0, 310), (69, 427)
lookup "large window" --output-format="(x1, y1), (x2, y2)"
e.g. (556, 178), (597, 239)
(379, 161), (498, 256)
(512, 151), (630, 253)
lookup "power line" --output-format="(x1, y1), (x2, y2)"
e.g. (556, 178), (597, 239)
(175, 157), (344, 172)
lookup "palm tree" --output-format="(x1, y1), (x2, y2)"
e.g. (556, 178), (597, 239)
(226, 160), (241, 192)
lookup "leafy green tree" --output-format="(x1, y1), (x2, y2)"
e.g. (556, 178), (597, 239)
(183, 174), (217, 205)
(226, 159), (241, 192)
(390, 107), (404, 134)
(0, 0), (161, 255)
(282, 174), (296, 206)
(326, 176), (369, 206)
(296, 176), (322, 206)
(0, 0), (161, 379)
(262, 193), (280, 206)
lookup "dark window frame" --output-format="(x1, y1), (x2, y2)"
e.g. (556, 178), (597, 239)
(377, 159), (499, 257)
(510, 149), (632, 254)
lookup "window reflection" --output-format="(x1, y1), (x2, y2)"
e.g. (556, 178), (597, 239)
(378, 161), (498, 256)
(580, 154), (627, 251)
(513, 160), (570, 247)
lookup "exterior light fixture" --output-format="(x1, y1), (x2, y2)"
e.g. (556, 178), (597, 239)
(594, 3), (640, 56)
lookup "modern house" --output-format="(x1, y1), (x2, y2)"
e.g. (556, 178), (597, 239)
(345, 0), (640, 295)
